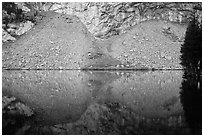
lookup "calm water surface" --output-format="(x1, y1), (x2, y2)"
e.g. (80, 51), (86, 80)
(2, 70), (202, 135)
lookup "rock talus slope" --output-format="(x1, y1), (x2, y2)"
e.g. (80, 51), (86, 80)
(2, 12), (187, 69)
(106, 20), (187, 69)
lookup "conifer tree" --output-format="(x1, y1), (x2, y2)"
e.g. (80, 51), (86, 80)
(180, 17), (202, 74)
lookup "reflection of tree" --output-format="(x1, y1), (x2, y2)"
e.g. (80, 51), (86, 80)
(180, 72), (202, 134)
(180, 14), (202, 134)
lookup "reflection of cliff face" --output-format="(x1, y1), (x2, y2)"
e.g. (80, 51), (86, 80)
(180, 72), (202, 134)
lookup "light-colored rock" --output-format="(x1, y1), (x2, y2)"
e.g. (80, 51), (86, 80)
(15, 21), (34, 36)
(2, 29), (16, 42)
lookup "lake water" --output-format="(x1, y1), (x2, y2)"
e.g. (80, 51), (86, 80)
(2, 70), (202, 135)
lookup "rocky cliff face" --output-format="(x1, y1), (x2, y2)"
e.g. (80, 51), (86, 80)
(6, 2), (200, 40)
(47, 2), (201, 39)
(2, 11), (187, 70)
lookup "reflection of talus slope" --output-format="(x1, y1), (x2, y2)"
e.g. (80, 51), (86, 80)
(2, 70), (93, 125)
(92, 71), (184, 118)
(2, 70), (184, 126)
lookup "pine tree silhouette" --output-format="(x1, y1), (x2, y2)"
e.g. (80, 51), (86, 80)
(180, 17), (202, 74)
